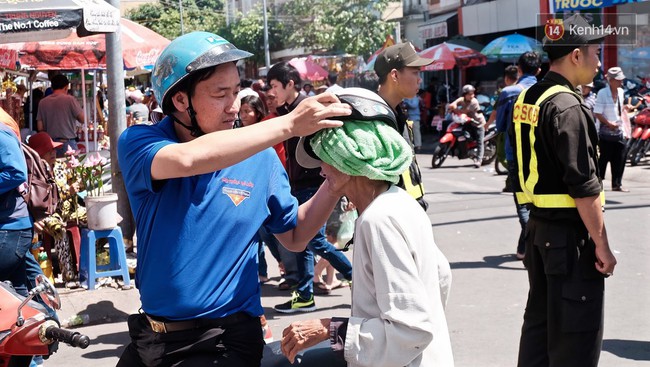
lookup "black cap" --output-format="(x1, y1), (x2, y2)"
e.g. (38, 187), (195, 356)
(542, 14), (610, 61)
(374, 43), (433, 78)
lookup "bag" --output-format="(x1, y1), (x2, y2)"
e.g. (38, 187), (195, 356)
(337, 209), (358, 246)
(17, 143), (59, 222)
(599, 132), (624, 143)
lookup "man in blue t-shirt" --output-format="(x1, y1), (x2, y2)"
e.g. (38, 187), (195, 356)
(494, 51), (541, 260)
(116, 32), (351, 367)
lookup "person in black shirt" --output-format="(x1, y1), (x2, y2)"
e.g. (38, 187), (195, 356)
(515, 14), (617, 367)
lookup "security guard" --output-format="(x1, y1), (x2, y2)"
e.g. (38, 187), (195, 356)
(513, 14), (617, 367)
(374, 43), (432, 210)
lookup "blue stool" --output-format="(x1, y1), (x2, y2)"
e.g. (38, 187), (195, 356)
(79, 227), (132, 290)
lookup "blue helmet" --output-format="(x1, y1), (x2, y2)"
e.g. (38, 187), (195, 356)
(151, 31), (252, 107)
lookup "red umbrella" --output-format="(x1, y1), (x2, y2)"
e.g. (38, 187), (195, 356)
(289, 57), (329, 81)
(419, 42), (487, 71)
(1, 18), (169, 70)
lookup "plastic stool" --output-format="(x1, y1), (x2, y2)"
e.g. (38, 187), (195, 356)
(79, 227), (131, 290)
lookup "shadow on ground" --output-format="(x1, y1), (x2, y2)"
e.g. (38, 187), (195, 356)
(602, 339), (650, 361)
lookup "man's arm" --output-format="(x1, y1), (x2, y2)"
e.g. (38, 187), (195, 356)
(275, 183), (340, 252)
(150, 93), (350, 180)
(575, 196), (617, 275)
(447, 97), (462, 111)
(76, 111), (85, 124)
(36, 119), (44, 132)
(593, 112), (617, 130)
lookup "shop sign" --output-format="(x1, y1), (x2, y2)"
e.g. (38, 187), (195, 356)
(419, 22), (448, 40)
(550, 0), (649, 12)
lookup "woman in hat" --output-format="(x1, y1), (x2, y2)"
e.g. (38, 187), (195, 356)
(280, 88), (454, 367)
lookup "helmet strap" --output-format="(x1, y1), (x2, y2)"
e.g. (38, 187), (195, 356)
(170, 93), (205, 137)
(186, 93), (205, 137)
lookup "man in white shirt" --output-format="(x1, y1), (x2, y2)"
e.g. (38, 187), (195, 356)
(593, 66), (631, 192)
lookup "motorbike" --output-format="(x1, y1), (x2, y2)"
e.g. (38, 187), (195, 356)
(627, 108), (650, 166)
(0, 274), (90, 367)
(430, 111), (498, 168)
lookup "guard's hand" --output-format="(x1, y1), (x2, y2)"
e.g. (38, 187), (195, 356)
(595, 244), (617, 277)
(288, 93), (351, 137)
(281, 319), (329, 364)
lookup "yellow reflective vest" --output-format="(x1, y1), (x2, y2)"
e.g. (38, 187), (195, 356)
(513, 85), (605, 208)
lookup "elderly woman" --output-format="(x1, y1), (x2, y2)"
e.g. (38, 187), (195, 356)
(280, 88), (453, 367)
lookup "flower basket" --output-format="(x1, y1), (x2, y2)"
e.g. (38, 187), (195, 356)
(85, 193), (120, 230)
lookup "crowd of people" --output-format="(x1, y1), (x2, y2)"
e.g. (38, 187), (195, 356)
(0, 12), (630, 367)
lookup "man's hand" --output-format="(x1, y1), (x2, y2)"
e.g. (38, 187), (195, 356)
(288, 93), (351, 137)
(34, 220), (45, 233)
(281, 319), (330, 364)
(595, 244), (617, 276)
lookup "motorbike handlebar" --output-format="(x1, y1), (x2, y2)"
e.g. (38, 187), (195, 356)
(45, 326), (90, 349)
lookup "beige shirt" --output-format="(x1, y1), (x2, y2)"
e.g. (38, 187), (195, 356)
(344, 186), (454, 367)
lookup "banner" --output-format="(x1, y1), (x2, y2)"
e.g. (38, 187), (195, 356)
(550, 0), (649, 12)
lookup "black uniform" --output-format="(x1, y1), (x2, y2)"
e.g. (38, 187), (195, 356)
(515, 72), (606, 367)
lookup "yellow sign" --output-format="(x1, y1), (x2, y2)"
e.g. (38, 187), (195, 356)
(513, 103), (540, 126)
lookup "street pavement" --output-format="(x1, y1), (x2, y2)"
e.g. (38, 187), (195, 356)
(44, 139), (650, 366)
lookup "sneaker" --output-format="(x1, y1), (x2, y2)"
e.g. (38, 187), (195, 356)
(262, 324), (274, 343)
(274, 291), (316, 313)
(474, 159), (481, 168)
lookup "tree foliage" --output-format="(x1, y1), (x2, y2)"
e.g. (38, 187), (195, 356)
(125, 0), (393, 60)
(125, 0), (226, 40)
(279, 0), (393, 57)
(227, 4), (284, 65)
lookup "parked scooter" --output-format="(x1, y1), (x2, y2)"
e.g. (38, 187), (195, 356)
(0, 274), (89, 367)
(430, 111), (498, 168)
(627, 108), (650, 166)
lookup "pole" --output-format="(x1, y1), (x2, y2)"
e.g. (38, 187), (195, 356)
(105, 0), (135, 244)
(263, 0), (270, 71)
(92, 72), (97, 145)
(395, 22), (401, 43)
(28, 80), (33, 131)
(445, 70), (450, 104)
(81, 69), (89, 152)
(179, 0), (185, 35)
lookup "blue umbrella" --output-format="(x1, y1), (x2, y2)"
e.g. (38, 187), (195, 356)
(481, 34), (546, 63)
(628, 47), (650, 60)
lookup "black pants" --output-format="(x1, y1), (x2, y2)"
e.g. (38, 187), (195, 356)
(117, 313), (264, 367)
(598, 137), (627, 188)
(517, 217), (605, 367)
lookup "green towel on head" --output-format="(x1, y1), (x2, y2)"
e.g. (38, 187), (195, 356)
(311, 120), (413, 184)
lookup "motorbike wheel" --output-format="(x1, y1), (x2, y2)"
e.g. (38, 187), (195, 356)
(495, 157), (508, 175)
(431, 142), (450, 168)
(625, 140), (642, 167)
(481, 139), (498, 166)
(630, 142), (647, 166)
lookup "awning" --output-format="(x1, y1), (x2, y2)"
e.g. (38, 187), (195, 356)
(419, 12), (457, 41)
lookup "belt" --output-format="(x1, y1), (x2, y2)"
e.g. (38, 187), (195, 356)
(53, 137), (75, 141)
(145, 312), (252, 334)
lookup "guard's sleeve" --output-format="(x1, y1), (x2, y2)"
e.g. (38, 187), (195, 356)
(552, 105), (601, 198)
